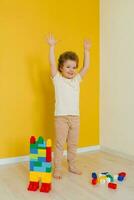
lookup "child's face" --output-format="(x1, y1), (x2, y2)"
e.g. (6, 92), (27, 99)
(60, 59), (77, 79)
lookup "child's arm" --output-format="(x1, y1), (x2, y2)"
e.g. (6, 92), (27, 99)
(79, 39), (92, 78)
(46, 33), (58, 77)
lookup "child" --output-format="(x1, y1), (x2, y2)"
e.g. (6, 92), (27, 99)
(46, 33), (91, 179)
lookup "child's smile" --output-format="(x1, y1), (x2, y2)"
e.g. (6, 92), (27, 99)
(60, 59), (77, 79)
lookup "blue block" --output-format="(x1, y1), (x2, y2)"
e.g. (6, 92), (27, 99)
(92, 172), (97, 179)
(33, 166), (46, 172)
(38, 142), (46, 148)
(30, 148), (38, 154)
(118, 176), (124, 182)
(30, 158), (38, 162)
(42, 162), (52, 168)
(30, 161), (35, 171)
(38, 157), (46, 162)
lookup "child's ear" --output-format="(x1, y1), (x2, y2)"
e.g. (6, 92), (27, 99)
(60, 66), (63, 72)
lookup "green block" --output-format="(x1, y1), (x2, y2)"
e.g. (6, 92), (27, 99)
(46, 167), (52, 172)
(34, 161), (42, 167)
(38, 146), (45, 149)
(37, 136), (44, 144)
(106, 174), (114, 182)
(30, 143), (37, 149)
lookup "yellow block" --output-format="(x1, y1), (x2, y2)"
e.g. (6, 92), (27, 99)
(29, 171), (42, 182)
(30, 154), (38, 160)
(98, 176), (107, 183)
(46, 139), (52, 147)
(38, 149), (46, 156)
(29, 171), (52, 183)
(42, 172), (52, 183)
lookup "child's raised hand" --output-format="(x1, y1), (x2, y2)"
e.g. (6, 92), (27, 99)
(46, 33), (59, 46)
(84, 39), (92, 51)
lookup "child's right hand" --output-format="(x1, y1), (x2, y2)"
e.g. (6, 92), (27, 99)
(45, 33), (58, 47)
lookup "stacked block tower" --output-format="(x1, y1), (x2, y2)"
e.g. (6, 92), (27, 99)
(27, 136), (52, 193)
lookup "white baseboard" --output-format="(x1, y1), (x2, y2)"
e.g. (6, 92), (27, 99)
(0, 155), (29, 165)
(101, 146), (134, 161)
(0, 145), (100, 165)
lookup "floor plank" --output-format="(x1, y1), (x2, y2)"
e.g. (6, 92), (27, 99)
(0, 151), (134, 200)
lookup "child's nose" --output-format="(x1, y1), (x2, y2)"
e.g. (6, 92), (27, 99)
(70, 69), (74, 72)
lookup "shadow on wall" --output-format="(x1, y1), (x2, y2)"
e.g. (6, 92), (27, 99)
(26, 55), (55, 146)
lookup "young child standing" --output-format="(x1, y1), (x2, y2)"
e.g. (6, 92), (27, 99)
(46, 33), (91, 179)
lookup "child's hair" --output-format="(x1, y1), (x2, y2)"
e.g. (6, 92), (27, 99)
(58, 51), (79, 72)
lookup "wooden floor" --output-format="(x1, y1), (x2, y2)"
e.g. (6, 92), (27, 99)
(0, 151), (134, 200)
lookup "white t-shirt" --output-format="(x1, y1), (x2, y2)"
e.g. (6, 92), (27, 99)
(51, 71), (82, 116)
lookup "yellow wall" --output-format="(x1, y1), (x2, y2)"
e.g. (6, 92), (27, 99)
(0, 0), (99, 158)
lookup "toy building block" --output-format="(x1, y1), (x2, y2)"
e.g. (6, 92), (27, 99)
(40, 183), (52, 193)
(27, 136), (52, 193)
(91, 179), (97, 185)
(91, 171), (126, 190)
(113, 175), (118, 181)
(106, 177), (111, 183)
(30, 136), (36, 144)
(108, 182), (117, 189)
(46, 139), (52, 162)
(28, 181), (39, 191)
(117, 171), (126, 182)
(118, 172), (126, 177)
(98, 176), (107, 184)
(101, 172), (108, 175)
(106, 174), (114, 182)
(92, 172), (97, 179)
(118, 176), (124, 182)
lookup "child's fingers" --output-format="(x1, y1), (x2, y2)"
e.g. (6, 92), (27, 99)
(45, 33), (60, 44)
(50, 32), (54, 39)
(45, 33), (53, 40)
(47, 32), (52, 39)
(84, 39), (92, 45)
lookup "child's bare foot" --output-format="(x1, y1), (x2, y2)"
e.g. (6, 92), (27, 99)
(53, 169), (62, 179)
(68, 167), (82, 175)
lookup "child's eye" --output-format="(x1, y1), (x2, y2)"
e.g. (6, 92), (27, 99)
(72, 67), (76, 70)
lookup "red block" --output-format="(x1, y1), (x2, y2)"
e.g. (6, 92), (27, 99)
(108, 182), (117, 190)
(46, 147), (52, 162)
(91, 179), (97, 185)
(118, 172), (126, 177)
(30, 136), (36, 144)
(27, 181), (39, 191)
(40, 183), (51, 193)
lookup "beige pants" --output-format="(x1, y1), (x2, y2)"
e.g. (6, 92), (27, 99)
(54, 115), (80, 170)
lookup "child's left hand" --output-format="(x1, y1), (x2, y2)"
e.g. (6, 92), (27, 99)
(84, 39), (92, 51)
